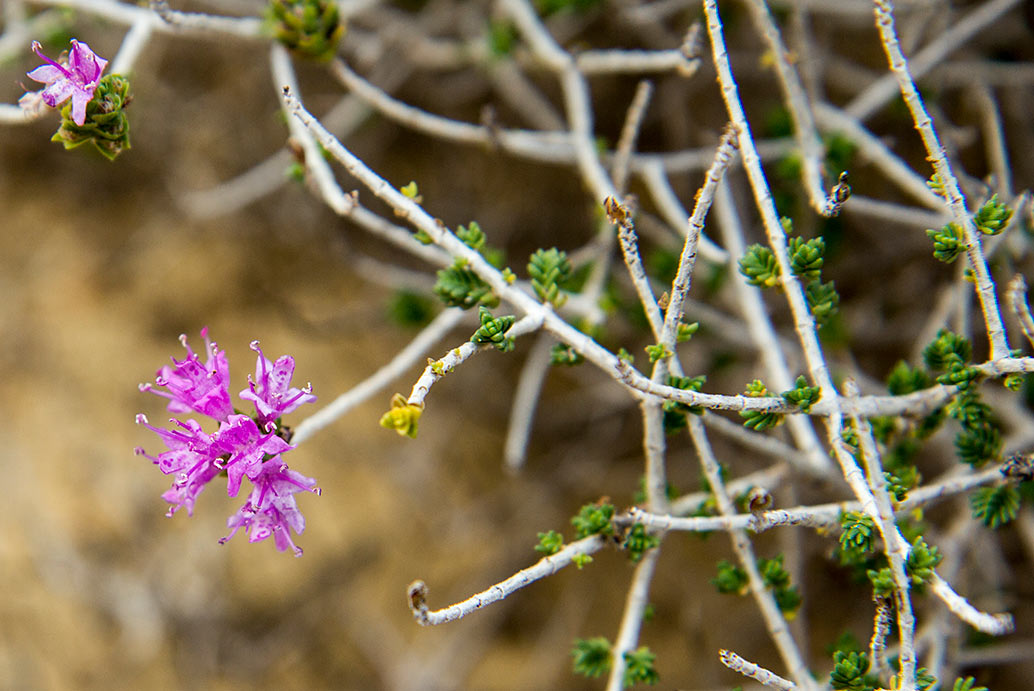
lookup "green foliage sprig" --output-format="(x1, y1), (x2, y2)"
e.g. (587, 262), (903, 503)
(621, 523), (659, 563)
(268, 0), (344, 61)
(789, 235), (826, 281)
(712, 560), (748, 595)
(550, 343), (585, 366)
(528, 247), (572, 307)
(973, 194), (1012, 235)
(572, 501), (615, 539)
(739, 379), (784, 431)
(782, 375), (821, 413)
(970, 485), (1020, 528)
(738, 244), (780, 288)
(53, 74), (132, 160)
(662, 375), (706, 435)
(535, 529), (564, 555)
(434, 262), (498, 309)
(830, 650), (876, 691)
(622, 647), (659, 687)
(839, 512), (877, 558)
(572, 637), (612, 678)
(470, 306), (515, 352)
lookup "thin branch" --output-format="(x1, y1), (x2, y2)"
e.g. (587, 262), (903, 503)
(605, 546), (662, 691)
(719, 649), (796, 691)
(611, 80), (654, 195)
(872, 0), (1011, 361)
(292, 307), (468, 445)
(1007, 275), (1034, 350)
(407, 535), (607, 626)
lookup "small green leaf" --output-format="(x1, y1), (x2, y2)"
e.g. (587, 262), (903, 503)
(738, 244), (781, 288)
(470, 306), (516, 351)
(970, 485), (1020, 528)
(926, 222), (966, 263)
(622, 647), (659, 687)
(973, 194), (1012, 235)
(572, 502), (615, 539)
(572, 637), (612, 678)
(535, 529), (564, 555)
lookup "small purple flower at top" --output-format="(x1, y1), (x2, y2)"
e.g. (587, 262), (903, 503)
(26, 39), (108, 126)
(141, 328), (234, 423)
(239, 340), (317, 426)
(220, 458), (320, 557)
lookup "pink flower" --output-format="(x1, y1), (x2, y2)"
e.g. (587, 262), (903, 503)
(220, 459), (320, 557)
(141, 328), (234, 422)
(135, 414), (221, 517)
(239, 341), (316, 425)
(210, 414), (294, 498)
(26, 39), (108, 126)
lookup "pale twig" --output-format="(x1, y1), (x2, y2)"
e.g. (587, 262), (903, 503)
(846, 0), (1023, 121)
(406, 535), (607, 626)
(148, 0), (264, 36)
(605, 546), (662, 691)
(612, 199), (664, 339)
(611, 80), (654, 195)
(271, 45), (356, 217)
(869, 597), (894, 678)
(719, 649), (795, 691)
(688, 417), (816, 691)
(928, 575), (1013, 636)
(291, 307), (468, 445)
(1007, 274), (1034, 350)
(503, 334), (553, 473)
(744, 0), (834, 216)
(846, 380), (918, 691)
(406, 315), (542, 408)
(110, 17), (154, 74)
(637, 160), (729, 263)
(575, 48), (696, 75)
(714, 180), (832, 477)
(660, 126), (738, 352)
(844, 195), (950, 230)
(872, 0), (1011, 361)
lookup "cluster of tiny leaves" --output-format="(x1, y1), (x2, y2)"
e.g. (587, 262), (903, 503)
(839, 512), (877, 558)
(434, 263), (498, 309)
(268, 0), (344, 61)
(712, 560), (748, 594)
(644, 343), (672, 363)
(867, 536), (942, 597)
(662, 375), (706, 435)
(621, 524), (659, 563)
(830, 650), (876, 691)
(534, 529), (564, 555)
(890, 666), (938, 691)
(456, 222), (486, 250)
(622, 647), (660, 687)
(969, 485), (1020, 528)
(926, 194), (1013, 261)
(572, 502), (615, 539)
(676, 321), (699, 343)
(921, 330), (1002, 468)
(550, 343), (585, 366)
(470, 306), (516, 352)
(738, 244), (780, 288)
(739, 379), (783, 431)
(53, 74), (131, 160)
(788, 235), (825, 281)
(953, 677), (989, 691)
(572, 637), (612, 678)
(782, 375), (821, 413)
(528, 247), (572, 307)
(806, 279), (840, 327)
(758, 555), (802, 617)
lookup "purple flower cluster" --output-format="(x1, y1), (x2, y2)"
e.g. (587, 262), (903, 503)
(25, 39), (107, 126)
(137, 329), (319, 556)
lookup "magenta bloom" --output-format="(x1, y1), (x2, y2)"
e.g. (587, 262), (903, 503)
(141, 328), (234, 422)
(221, 459), (320, 557)
(210, 414), (294, 498)
(135, 414), (221, 517)
(239, 341), (317, 425)
(137, 330), (319, 554)
(26, 39), (107, 126)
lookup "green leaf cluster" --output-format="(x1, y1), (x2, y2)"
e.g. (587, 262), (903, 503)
(622, 523), (659, 563)
(830, 650), (876, 691)
(953, 676), (989, 691)
(970, 485), (1020, 528)
(434, 262), (498, 309)
(456, 221), (486, 250)
(268, 0), (344, 61)
(926, 222), (966, 263)
(572, 502), (615, 539)
(758, 554), (802, 617)
(973, 194), (1012, 235)
(738, 244), (780, 288)
(571, 637), (611, 678)
(535, 529), (564, 555)
(470, 306), (515, 352)
(712, 560), (748, 594)
(739, 379), (784, 431)
(528, 247), (572, 307)
(52, 74), (132, 160)
(839, 512), (877, 558)
(550, 343), (584, 366)
(662, 375), (706, 435)
(788, 235), (825, 281)
(805, 279), (840, 326)
(622, 647), (659, 687)
(644, 343), (672, 363)
(782, 375), (821, 413)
